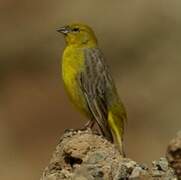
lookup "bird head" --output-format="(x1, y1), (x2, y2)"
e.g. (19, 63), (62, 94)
(57, 23), (97, 47)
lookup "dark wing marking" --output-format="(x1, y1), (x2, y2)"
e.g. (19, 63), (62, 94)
(79, 48), (113, 141)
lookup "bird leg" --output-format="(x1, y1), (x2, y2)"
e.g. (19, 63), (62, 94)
(82, 119), (95, 129)
(74, 120), (95, 132)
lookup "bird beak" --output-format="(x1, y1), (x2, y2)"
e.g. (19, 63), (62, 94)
(57, 26), (71, 35)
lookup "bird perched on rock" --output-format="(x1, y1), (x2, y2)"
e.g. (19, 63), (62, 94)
(57, 23), (127, 155)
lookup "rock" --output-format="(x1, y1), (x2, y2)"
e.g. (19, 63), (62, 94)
(41, 129), (177, 180)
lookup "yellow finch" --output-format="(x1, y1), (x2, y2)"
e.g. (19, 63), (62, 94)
(57, 23), (127, 155)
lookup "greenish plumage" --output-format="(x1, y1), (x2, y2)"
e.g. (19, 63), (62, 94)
(59, 23), (127, 155)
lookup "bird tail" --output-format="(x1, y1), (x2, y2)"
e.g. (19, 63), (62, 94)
(108, 111), (125, 156)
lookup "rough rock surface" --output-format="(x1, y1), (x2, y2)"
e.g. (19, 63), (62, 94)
(41, 129), (177, 180)
(166, 131), (181, 179)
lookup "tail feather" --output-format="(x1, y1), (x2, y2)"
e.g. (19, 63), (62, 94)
(108, 111), (125, 156)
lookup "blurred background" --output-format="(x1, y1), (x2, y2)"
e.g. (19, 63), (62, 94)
(1, 0), (181, 179)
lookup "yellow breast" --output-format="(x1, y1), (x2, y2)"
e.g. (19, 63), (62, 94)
(61, 46), (87, 113)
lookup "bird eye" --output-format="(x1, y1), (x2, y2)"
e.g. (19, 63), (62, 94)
(72, 28), (80, 32)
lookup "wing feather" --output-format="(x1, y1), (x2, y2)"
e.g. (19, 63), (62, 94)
(78, 48), (114, 141)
